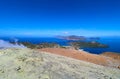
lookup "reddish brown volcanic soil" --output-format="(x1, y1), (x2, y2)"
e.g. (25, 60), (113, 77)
(39, 48), (120, 68)
(39, 48), (114, 66)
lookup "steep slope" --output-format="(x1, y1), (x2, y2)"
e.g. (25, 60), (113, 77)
(40, 48), (120, 68)
(0, 48), (120, 79)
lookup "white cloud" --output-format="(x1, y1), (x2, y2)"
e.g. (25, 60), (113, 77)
(62, 31), (69, 34)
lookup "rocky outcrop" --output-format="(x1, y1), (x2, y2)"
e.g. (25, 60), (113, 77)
(101, 52), (120, 60)
(0, 48), (120, 79)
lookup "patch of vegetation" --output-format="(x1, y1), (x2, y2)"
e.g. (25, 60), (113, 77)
(69, 41), (108, 49)
(16, 42), (60, 49)
(20, 42), (36, 49)
(36, 42), (60, 49)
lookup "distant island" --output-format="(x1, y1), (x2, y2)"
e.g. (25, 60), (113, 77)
(56, 35), (86, 41)
(56, 35), (100, 41)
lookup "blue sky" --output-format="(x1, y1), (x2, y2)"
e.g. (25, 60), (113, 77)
(0, 0), (120, 37)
